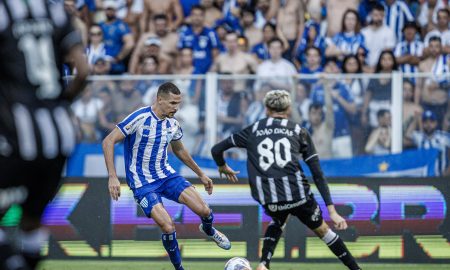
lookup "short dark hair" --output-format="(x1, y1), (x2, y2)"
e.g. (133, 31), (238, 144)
(153, 14), (168, 21)
(241, 7), (256, 18)
(309, 103), (323, 112)
(402, 21), (418, 32)
(305, 46), (321, 56)
(429, 36), (442, 44)
(157, 82), (181, 97)
(372, 3), (385, 12)
(268, 37), (283, 47)
(437, 8), (450, 17)
(377, 109), (390, 119)
(191, 4), (205, 13)
(142, 55), (159, 66)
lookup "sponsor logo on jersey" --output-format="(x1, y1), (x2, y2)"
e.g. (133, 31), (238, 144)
(267, 199), (306, 212)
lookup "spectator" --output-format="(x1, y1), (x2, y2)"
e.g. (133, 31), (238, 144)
(100, 1), (135, 74)
(256, 37), (297, 91)
(325, 9), (367, 64)
(211, 32), (258, 75)
(299, 46), (323, 91)
(405, 110), (450, 176)
(245, 83), (272, 125)
(394, 22), (424, 82)
(71, 86), (104, 142)
(305, 83), (335, 159)
(139, 14), (178, 60)
(92, 55), (112, 75)
(277, 0), (306, 60)
(295, 20), (326, 68)
(418, 0), (447, 34)
(173, 48), (201, 103)
(254, 0), (279, 29)
(214, 23), (230, 53)
(200, 0), (223, 28)
(86, 24), (107, 67)
(130, 36), (171, 74)
(402, 79), (423, 135)
(140, 0), (183, 33)
(419, 36), (450, 127)
(251, 22), (276, 62)
(362, 50), (398, 128)
(365, 109), (391, 155)
(97, 87), (118, 139)
(326, 0), (359, 37)
(424, 8), (450, 55)
(382, 0), (414, 42)
(362, 3), (396, 67)
(178, 5), (220, 74)
(113, 80), (143, 119)
(342, 54), (367, 155)
(242, 7), (263, 49)
(358, 0), (382, 26)
(64, 0), (88, 46)
(111, 0), (145, 38)
(310, 59), (357, 158)
(135, 56), (162, 99)
(356, 46), (374, 73)
(294, 82), (311, 124)
(131, 14), (178, 72)
(217, 76), (246, 139)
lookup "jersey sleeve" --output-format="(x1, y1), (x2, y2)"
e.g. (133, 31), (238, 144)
(299, 128), (318, 162)
(116, 108), (147, 137)
(230, 125), (252, 148)
(171, 120), (183, 141)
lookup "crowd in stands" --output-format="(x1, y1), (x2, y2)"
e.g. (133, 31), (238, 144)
(64, 0), (450, 173)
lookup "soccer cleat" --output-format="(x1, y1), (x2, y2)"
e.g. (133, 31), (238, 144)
(199, 224), (231, 250)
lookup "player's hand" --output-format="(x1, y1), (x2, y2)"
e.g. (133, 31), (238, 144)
(330, 212), (348, 230)
(108, 176), (121, 201)
(218, 164), (240, 183)
(200, 174), (213, 195)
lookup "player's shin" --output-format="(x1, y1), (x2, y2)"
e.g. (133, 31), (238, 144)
(17, 228), (48, 269)
(161, 231), (184, 270)
(321, 229), (361, 270)
(0, 229), (28, 270)
(260, 222), (283, 269)
(200, 210), (215, 236)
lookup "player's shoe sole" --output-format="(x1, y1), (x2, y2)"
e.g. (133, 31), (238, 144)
(199, 224), (231, 250)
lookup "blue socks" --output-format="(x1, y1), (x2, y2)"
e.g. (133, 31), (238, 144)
(162, 231), (183, 270)
(201, 211), (215, 236)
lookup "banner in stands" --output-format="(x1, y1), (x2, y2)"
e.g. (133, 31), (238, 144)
(66, 144), (439, 177)
(24, 177), (449, 262)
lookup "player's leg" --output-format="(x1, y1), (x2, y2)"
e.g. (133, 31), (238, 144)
(294, 198), (361, 270)
(256, 211), (289, 270)
(175, 182), (231, 250)
(0, 156), (31, 270)
(18, 156), (66, 269)
(150, 204), (184, 270)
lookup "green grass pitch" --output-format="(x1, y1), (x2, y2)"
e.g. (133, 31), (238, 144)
(38, 260), (450, 270)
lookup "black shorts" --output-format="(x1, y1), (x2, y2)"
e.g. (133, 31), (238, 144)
(0, 155), (66, 219)
(263, 196), (323, 230)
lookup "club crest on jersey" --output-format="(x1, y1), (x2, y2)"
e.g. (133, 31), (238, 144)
(311, 205), (321, 222)
(268, 204), (278, 212)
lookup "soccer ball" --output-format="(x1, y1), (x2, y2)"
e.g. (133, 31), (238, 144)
(224, 257), (252, 270)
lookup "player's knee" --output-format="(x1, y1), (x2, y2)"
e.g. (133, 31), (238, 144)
(313, 222), (330, 238)
(198, 205), (211, 218)
(160, 221), (176, 234)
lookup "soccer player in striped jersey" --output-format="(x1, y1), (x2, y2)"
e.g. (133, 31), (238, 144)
(102, 82), (230, 270)
(0, 0), (89, 269)
(211, 90), (361, 270)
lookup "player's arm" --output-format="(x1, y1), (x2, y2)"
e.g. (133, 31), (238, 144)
(300, 129), (347, 230)
(102, 127), (126, 201)
(170, 140), (213, 195)
(211, 127), (250, 182)
(63, 44), (89, 101)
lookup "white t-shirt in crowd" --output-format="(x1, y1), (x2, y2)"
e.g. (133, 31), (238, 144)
(362, 25), (396, 67)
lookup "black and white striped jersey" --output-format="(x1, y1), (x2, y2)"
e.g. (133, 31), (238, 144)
(0, 0), (82, 160)
(229, 117), (319, 205)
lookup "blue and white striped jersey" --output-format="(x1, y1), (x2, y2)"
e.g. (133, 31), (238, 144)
(431, 54), (450, 86)
(411, 130), (450, 176)
(117, 107), (183, 190)
(394, 40), (424, 73)
(330, 32), (366, 56)
(383, 0), (414, 42)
